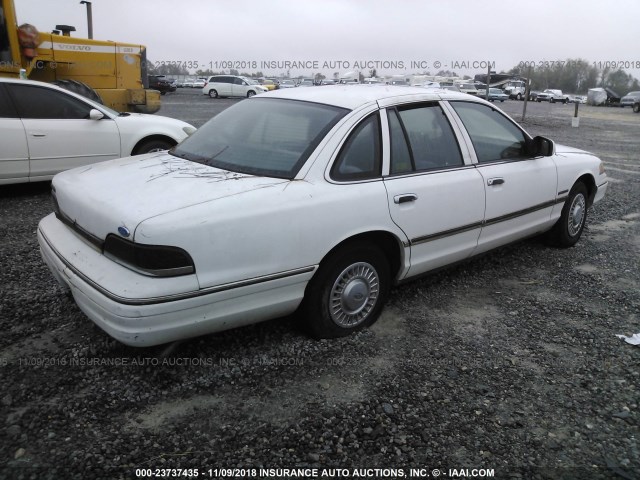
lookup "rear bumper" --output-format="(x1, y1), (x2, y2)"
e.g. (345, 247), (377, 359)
(37, 213), (313, 346)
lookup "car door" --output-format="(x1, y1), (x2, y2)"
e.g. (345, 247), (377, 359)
(6, 83), (121, 179)
(0, 83), (29, 183)
(232, 76), (248, 97)
(382, 102), (486, 278)
(448, 101), (558, 254)
(212, 76), (229, 97)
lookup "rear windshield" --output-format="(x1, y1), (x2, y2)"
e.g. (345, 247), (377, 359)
(170, 98), (349, 178)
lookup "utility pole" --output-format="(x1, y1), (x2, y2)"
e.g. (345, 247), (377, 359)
(80, 1), (93, 39)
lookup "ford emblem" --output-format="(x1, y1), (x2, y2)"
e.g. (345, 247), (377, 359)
(118, 226), (130, 237)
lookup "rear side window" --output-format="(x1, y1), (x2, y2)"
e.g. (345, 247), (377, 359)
(388, 103), (463, 174)
(450, 101), (528, 163)
(7, 84), (92, 119)
(331, 114), (381, 181)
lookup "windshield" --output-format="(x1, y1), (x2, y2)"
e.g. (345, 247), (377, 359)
(170, 98), (349, 178)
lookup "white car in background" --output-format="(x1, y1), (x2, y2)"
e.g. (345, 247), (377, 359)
(38, 86), (607, 346)
(0, 78), (196, 185)
(202, 75), (268, 98)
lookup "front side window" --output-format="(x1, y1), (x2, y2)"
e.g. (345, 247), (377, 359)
(388, 103), (463, 174)
(171, 98), (348, 179)
(7, 84), (92, 119)
(450, 101), (528, 163)
(330, 113), (381, 181)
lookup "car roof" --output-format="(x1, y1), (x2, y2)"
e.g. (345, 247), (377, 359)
(261, 85), (477, 109)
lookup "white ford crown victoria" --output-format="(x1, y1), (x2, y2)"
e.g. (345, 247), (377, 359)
(38, 86), (608, 346)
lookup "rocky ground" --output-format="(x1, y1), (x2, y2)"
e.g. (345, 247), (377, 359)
(0, 92), (638, 479)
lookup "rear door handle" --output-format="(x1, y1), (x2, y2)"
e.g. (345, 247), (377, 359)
(487, 177), (504, 186)
(30, 132), (47, 137)
(394, 193), (418, 204)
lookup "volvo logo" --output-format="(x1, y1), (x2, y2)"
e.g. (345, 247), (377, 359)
(117, 226), (130, 237)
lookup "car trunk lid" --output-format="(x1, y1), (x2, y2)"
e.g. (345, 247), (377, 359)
(52, 152), (288, 242)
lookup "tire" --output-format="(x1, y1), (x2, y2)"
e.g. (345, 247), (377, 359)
(208, 89), (218, 99)
(53, 79), (103, 104)
(133, 138), (175, 155)
(516, 93), (522, 101)
(547, 182), (588, 248)
(301, 242), (390, 339)
(247, 90), (256, 98)
(536, 99), (541, 102)
(550, 98), (555, 104)
(633, 103), (640, 113)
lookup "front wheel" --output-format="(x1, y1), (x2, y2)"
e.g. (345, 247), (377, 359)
(633, 103), (640, 113)
(547, 182), (588, 247)
(301, 243), (390, 339)
(133, 138), (174, 155)
(247, 90), (256, 98)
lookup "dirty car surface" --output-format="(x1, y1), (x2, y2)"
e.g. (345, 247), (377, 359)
(37, 86), (608, 346)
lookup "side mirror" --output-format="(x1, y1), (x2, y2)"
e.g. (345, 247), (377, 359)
(89, 109), (104, 120)
(527, 136), (554, 157)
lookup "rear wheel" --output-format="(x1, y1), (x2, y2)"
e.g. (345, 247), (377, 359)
(301, 243), (390, 339)
(547, 182), (588, 247)
(208, 89), (218, 98)
(53, 79), (103, 104)
(633, 103), (640, 113)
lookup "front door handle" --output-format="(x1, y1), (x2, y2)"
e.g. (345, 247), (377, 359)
(394, 193), (418, 204)
(30, 132), (47, 137)
(487, 177), (505, 186)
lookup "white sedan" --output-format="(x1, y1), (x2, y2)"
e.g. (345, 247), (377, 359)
(38, 86), (608, 346)
(0, 78), (196, 184)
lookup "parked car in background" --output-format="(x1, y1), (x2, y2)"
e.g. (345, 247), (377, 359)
(537, 89), (569, 103)
(279, 79), (297, 88)
(260, 79), (278, 91)
(528, 90), (540, 101)
(202, 75), (268, 98)
(454, 83), (479, 96)
(182, 80), (194, 88)
(567, 94), (586, 104)
(148, 75), (177, 95)
(441, 85), (461, 92)
(192, 79), (206, 88)
(298, 79), (315, 87)
(477, 88), (509, 102)
(38, 86), (607, 346)
(620, 91), (640, 108)
(0, 78), (196, 185)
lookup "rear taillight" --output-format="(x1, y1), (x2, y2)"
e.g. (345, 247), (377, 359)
(103, 234), (195, 277)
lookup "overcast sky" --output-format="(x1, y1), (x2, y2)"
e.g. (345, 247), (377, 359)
(12, 0), (640, 79)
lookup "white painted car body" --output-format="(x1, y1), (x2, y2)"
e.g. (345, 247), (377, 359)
(38, 86), (608, 346)
(0, 78), (196, 184)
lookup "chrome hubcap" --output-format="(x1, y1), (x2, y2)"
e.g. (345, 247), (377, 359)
(329, 262), (379, 328)
(568, 193), (586, 237)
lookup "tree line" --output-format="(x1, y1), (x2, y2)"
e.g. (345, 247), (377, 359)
(505, 58), (640, 95)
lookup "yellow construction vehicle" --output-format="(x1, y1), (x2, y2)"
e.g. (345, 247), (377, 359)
(0, 0), (160, 113)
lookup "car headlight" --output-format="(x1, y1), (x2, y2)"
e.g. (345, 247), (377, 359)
(183, 126), (197, 136)
(103, 234), (195, 277)
(599, 162), (605, 175)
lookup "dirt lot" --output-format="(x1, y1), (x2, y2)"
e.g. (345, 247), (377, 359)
(0, 91), (639, 479)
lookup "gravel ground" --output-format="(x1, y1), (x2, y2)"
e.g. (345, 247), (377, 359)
(0, 91), (639, 480)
